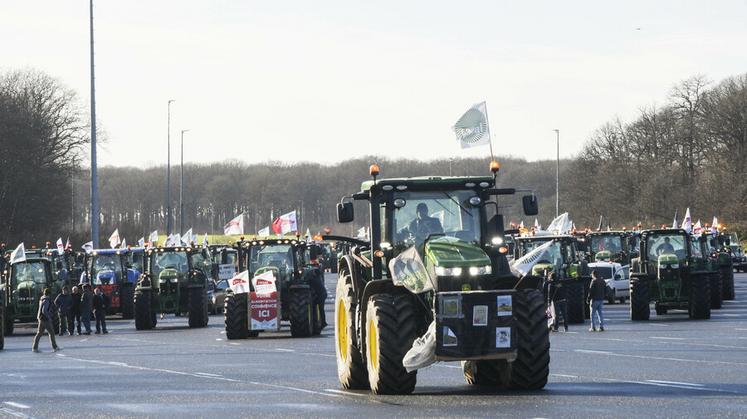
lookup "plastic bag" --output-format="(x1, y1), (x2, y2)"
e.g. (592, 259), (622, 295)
(403, 321), (436, 372)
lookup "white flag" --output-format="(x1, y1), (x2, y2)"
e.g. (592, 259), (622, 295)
(65, 237), (70, 250)
(711, 216), (719, 234)
(228, 270), (251, 295)
(121, 238), (127, 249)
(279, 211), (298, 234)
(693, 219), (702, 235)
(202, 233), (209, 247)
(81, 241), (94, 254)
(181, 228), (193, 246)
(258, 226), (270, 236)
(10, 243), (26, 265)
(138, 237), (145, 247)
(680, 208), (692, 233)
(149, 230), (159, 244)
(224, 213), (244, 235)
(511, 240), (554, 277)
(305, 228), (312, 242)
(108, 229), (121, 249)
(56, 238), (65, 255)
(453, 101), (491, 149)
(534, 218), (541, 230)
(546, 213), (572, 235)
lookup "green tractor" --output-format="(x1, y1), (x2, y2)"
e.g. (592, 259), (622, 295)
(133, 246), (211, 330)
(332, 165), (548, 395)
(691, 233), (723, 310)
(586, 231), (633, 265)
(1, 257), (61, 335)
(514, 235), (590, 324)
(629, 229), (710, 320)
(714, 233), (735, 300)
(224, 239), (324, 339)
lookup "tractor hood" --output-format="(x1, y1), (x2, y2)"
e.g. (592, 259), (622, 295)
(158, 268), (183, 282)
(424, 237), (490, 268)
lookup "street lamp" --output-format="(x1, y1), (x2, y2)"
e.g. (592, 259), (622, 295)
(180, 129), (189, 234)
(554, 129), (560, 218)
(89, 0), (100, 247)
(166, 99), (175, 235)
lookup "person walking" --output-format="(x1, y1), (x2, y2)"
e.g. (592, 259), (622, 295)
(32, 288), (60, 352)
(588, 270), (607, 332)
(80, 284), (94, 335)
(93, 287), (109, 334)
(71, 286), (82, 335)
(547, 272), (568, 332)
(54, 286), (73, 336)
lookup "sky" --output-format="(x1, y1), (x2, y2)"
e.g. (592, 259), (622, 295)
(1, 0), (745, 167)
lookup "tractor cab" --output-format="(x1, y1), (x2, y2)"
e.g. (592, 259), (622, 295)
(237, 239), (310, 296)
(1, 257), (58, 335)
(208, 245), (238, 281)
(586, 231), (631, 265)
(83, 249), (140, 317)
(127, 247), (147, 274)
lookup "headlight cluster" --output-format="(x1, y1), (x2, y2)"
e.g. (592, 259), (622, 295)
(435, 265), (492, 277)
(169, 277), (179, 283)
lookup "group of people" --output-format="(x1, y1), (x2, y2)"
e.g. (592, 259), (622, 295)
(544, 270), (608, 333)
(32, 284), (111, 352)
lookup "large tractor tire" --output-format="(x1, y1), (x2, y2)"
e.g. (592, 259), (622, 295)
(709, 274), (722, 309)
(134, 290), (154, 330)
(334, 275), (368, 390)
(312, 291), (324, 336)
(4, 311), (14, 336)
(630, 278), (650, 321)
(188, 287), (209, 328)
(364, 293), (418, 395)
(463, 359), (510, 387)
(566, 281), (585, 324)
(689, 275), (711, 320)
(224, 293), (250, 339)
(508, 289), (550, 390)
(721, 267), (735, 300)
(120, 285), (134, 319)
(290, 288), (314, 338)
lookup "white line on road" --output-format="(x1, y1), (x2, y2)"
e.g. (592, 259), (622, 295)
(646, 323), (669, 327)
(3, 402), (30, 409)
(650, 336), (685, 340)
(0, 407), (32, 418)
(646, 380), (703, 387)
(550, 374), (579, 379)
(275, 348), (295, 352)
(574, 349), (613, 355)
(573, 349), (747, 367)
(195, 372), (223, 377)
(324, 389), (368, 397)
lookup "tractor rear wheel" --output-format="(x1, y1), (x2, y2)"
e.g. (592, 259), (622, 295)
(689, 275), (711, 320)
(630, 279), (650, 320)
(188, 287), (209, 328)
(335, 275), (368, 390)
(709, 274), (722, 309)
(508, 289), (550, 390)
(134, 290), (154, 330)
(365, 293), (418, 395)
(463, 360), (510, 387)
(120, 285), (134, 319)
(289, 289), (314, 338)
(566, 281), (585, 324)
(721, 267), (735, 300)
(224, 293), (249, 340)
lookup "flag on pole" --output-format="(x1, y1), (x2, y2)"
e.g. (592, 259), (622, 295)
(202, 233), (209, 247)
(56, 238), (65, 255)
(81, 241), (94, 254)
(258, 226), (270, 236)
(181, 228), (193, 246)
(510, 240), (554, 277)
(10, 243), (26, 264)
(534, 218), (541, 231)
(681, 208), (692, 233)
(305, 228), (312, 242)
(224, 214), (244, 235)
(65, 237), (71, 250)
(279, 211), (298, 234)
(453, 101), (491, 149)
(672, 209), (679, 229)
(121, 238), (127, 249)
(109, 229), (121, 249)
(271, 217), (282, 235)
(149, 230), (159, 245)
(597, 215), (604, 231)
(693, 219), (702, 235)
(547, 213), (572, 235)
(711, 216), (719, 234)
(138, 237), (145, 247)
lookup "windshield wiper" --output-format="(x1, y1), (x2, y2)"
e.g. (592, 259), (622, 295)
(442, 192), (473, 217)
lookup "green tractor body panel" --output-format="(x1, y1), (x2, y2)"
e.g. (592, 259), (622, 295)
(532, 262), (554, 277)
(137, 247), (211, 316)
(425, 238), (490, 268)
(594, 250), (612, 262)
(2, 258), (58, 329)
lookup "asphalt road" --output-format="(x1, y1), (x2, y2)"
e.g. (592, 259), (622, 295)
(2, 274), (747, 418)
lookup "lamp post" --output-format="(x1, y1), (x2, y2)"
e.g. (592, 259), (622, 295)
(180, 129), (189, 234)
(89, 0), (100, 247)
(554, 129), (560, 218)
(166, 99), (175, 235)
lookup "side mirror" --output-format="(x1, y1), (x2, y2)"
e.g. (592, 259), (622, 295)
(522, 195), (538, 216)
(337, 202), (354, 223)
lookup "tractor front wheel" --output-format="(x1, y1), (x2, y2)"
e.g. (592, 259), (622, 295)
(689, 275), (711, 320)
(188, 287), (209, 328)
(289, 289), (314, 338)
(721, 267), (735, 300)
(120, 285), (134, 319)
(365, 293), (418, 395)
(508, 289), (550, 390)
(630, 279), (650, 321)
(335, 275), (368, 390)
(224, 293), (249, 340)
(134, 290), (154, 330)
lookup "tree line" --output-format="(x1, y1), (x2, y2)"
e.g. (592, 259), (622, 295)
(1, 68), (746, 247)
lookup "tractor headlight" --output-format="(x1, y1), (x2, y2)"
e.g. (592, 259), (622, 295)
(468, 265), (492, 276)
(491, 236), (504, 246)
(159, 279), (166, 284)
(169, 277), (178, 283)
(435, 266), (463, 277)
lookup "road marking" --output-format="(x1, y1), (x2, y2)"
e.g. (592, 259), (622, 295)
(550, 374), (578, 379)
(735, 328), (747, 331)
(215, 338), (223, 341)
(324, 389), (368, 397)
(275, 348), (295, 352)
(195, 372), (223, 377)
(3, 402), (30, 409)
(0, 407), (32, 418)
(647, 323), (669, 327)
(650, 336), (685, 340)
(646, 379), (703, 387)
(248, 381), (343, 398)
(229, 342), (240, 346)
(574, 349), (612, 355)
(573, 349), (747, 367)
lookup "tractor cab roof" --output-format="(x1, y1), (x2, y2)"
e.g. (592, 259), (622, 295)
(515, 235), (575, 242)
(236, 239), (309, 249)
(91, 249), (130, 256)
(145, 246), (206, 254)
(360, 176), (495, 193)
(587, 231), (627, 237)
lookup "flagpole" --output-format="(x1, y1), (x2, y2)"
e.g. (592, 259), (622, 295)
(482, 101), (495, 161)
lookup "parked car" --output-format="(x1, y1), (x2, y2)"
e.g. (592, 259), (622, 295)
(208, 279), (229, 314)
(588, 261), (629, 304)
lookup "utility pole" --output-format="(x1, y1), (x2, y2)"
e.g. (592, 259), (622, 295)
(89, 0), (100, 247)
(554, 129), (560, 217)
(179, 129), (189, 234)
(166, 99), (175, 235)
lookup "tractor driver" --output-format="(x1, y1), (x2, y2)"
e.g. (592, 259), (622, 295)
(656, 237), (675, 256)
(401, 203), (443, 245)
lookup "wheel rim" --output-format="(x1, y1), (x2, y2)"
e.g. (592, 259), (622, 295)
(367, 318), (378, 371)
(337, 298), (348, 362)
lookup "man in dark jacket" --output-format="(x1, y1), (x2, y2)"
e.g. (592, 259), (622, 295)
(546, 272), (568, 332)
(588, 270), (607, 332)
(54, 286), (73, 336)
(93, 287), (109, 334)
(32, 288), (60, 352)
(80, 284), (94, 335)
(71, 286), (82, 335)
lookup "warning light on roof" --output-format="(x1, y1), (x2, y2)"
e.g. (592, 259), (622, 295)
(489, 160), (500, 174)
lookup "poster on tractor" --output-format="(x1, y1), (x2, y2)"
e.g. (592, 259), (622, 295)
(218, 264), (237, 280)
(250, 271), (279, 331)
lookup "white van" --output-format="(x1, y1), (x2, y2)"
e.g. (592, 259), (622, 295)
(588, 261), (629, 304)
